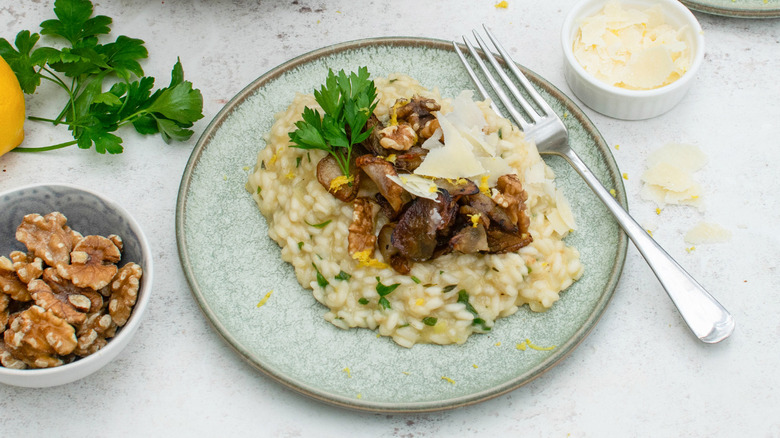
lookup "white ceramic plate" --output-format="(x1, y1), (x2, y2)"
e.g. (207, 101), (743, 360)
(680, 0), (780, 17)
(176, 37), (628, 413)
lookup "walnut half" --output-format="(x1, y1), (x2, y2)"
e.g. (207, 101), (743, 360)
(3, 306), (78, 368)
(58, 235), (121, 290)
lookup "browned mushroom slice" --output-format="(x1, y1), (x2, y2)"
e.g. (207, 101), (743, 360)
(434, 178), (479, 197)
(57, 235), (121, 290)
(360, 114), (392, 156)
(463, 193), (518, 234)
(451, 223), (490, 254)
(355, 154), (406, 212)
(486, 228), (533, 254)
(392, 191), (457, 262)
(316, 154), (361, 202)
(347, 198), (377, 257)
(376, 223), (412, 275)
(393, 146), (428, 173)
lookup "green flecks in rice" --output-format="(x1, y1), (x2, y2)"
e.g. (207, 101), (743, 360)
(246, 74), (583, 347)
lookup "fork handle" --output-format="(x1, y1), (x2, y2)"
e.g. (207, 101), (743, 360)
(562, 148), (735, 343)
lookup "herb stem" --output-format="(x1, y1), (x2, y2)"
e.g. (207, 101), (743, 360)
(12, 140), (78, 153)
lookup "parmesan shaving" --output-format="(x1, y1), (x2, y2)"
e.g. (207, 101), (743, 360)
(640, 143), (706, 209)
(572, 1), (691, 90)
(684, 222), (732, 244)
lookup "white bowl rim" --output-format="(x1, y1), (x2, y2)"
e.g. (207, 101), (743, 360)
(0, 182), (153, 380)
(561, 0), (705, 98)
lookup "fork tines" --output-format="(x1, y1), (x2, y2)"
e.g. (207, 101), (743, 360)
(453, 25), (555, 132)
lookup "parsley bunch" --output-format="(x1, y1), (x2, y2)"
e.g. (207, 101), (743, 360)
(288, 67), (378, 177)
(0, 0), (203, 154)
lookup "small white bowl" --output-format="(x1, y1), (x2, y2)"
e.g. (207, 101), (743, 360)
(0, 184), (153, 387)
(561, 0), (705, 120)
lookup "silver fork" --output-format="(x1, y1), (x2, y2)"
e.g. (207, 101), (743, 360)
(455, 26), (735, 344)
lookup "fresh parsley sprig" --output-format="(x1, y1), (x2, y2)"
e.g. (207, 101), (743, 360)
(0, 0), (203, 154)
(288, 67), (378, 177)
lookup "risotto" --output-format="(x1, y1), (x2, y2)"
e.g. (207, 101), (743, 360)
(246, 73), (583, 347)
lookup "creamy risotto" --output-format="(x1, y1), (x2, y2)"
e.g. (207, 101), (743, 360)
(246, 73), (583, 347)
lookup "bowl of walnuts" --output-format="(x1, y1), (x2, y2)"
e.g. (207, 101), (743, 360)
(0, 184), (153, 387)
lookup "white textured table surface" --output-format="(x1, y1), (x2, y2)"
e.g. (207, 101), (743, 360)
(2, 1), (779, 436)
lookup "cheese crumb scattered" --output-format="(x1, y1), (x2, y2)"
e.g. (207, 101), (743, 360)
(641, 143), (706, 209)
(684, 222), (732, 244)
(495, 1), (509, 8)
(441, 376), (455, 384)
(415, 298), (425, 306)
(342, 367), (352, 378)
(622, 172), (628, 180)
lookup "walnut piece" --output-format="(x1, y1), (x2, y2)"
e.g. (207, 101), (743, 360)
(1, 212), (141, 369)
(9, 251), (44, 283)
(0, 341), (26, 369)
(16, 212), (76, 268)
(0, 256), (31, 302)
(28, 279), (88, 327)
(379, 124), (418, 151)
(3, 306), (77, 368)
(74, 312), (116, 357)
(348, 198), (377, 257)
(0, 293), (9, 331)
(58, 235), (121, 290)
(108, 262), (143, 326)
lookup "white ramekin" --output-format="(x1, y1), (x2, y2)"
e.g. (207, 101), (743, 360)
(561, 0), (705, 120)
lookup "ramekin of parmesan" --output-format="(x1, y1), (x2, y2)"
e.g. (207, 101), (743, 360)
(561, 0), (704, 120)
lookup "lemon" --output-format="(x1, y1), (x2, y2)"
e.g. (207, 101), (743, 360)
(0, 55), (25, 157)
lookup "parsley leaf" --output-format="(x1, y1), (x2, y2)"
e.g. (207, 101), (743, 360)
(289, 67), (378, 177)
(376, 277), (400, 310)
(1, 0), (203, 154)
(457, 290), (491, 331)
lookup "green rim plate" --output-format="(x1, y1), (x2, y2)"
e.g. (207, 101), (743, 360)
(680, 0), (780, 18)
(175, 37), (628, 413)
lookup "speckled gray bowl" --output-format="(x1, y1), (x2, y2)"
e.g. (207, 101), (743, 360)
(0, 184), (153, 387)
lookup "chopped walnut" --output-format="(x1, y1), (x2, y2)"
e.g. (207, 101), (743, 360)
(58, 235), (121, 290)
(3, 306), (77, 368)
(0, 256), (31, 302)
(348, 198), (377, 257)
(379, 124), (418, 151)
(9, 251), (44, 283)
(108, 262), (143, 326)
(15, 212), (76, 268)
(395, 95), (441, 134)
(0, 293), (9, 331)
(419, 118), (441, 139)
(0, 341), (26, 369)
(43, 268), (103, 314)
(107, 234), (123, 252)
(28, 279), (88, 327)
(74, 312), (116, 357)
(1, 211), (142, 369)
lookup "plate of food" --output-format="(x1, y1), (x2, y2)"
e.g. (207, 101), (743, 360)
(680, 0), (780, 17)
(175, 37), (628, 412)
